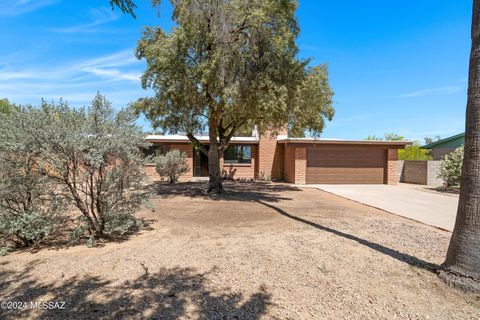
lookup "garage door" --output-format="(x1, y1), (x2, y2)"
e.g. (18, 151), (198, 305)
(306, 147), (386, 184)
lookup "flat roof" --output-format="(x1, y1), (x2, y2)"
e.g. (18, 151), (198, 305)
(146, 135), (259, 144)
(145, 135), (411, 147)
(277, 138), (412, 146)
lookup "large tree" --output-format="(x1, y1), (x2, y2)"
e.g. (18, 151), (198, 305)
(109, 0), (136, 16)
(135, 0), (334, 193)
(439, 0), (480, 292)
(0, 99), (14, 115)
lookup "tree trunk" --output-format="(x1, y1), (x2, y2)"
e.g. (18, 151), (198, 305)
(439, 0), (480, 292)
(207, 116), (225, 194)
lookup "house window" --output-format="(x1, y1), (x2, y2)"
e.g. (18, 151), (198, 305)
(143, 144), (169, 157)
(224, 145), (252, 164)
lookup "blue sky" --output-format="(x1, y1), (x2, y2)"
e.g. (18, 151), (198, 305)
(0, 1), (472, 142)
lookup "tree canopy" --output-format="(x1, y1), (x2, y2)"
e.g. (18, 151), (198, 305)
(0, 99), (14, 115)
(135, 0), (334, 192)
(109, 0), (136, 17)
(365, 133), (405, 141)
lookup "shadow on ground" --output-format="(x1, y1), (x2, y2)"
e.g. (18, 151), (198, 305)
(154, 181), (301, 203)
(0, 263), (271, 320)
(257, 200), (440, 273)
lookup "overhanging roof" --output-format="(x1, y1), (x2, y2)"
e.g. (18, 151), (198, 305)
(277, 138), (412, 148)
(146, 134), (259, 144)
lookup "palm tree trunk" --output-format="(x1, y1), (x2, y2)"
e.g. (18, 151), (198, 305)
(439, 0), (480, 292)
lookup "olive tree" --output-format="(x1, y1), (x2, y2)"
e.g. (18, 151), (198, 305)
(135, 0), (334, 193)
(35, 94), (150, 239)
(0, 107), (65, 248)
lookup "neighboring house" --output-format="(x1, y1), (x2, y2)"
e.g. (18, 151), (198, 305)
(421, 133), (465, 160)
(145, 129), (410, 185)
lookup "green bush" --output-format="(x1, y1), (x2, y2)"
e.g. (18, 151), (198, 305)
(0, 209), (63, 247)
(398, 145), (432, 160)
(0, 94), (151, 248)
(0, 106), (66, 248)
(155, 149), (190, 183)
(104, 212), (143, 236)
(439, 146), (464, 187)
(33, 94), (151, 239)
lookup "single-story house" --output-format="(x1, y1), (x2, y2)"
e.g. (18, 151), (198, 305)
(421, 133), (465, 160)
(144, 129), (410, 185)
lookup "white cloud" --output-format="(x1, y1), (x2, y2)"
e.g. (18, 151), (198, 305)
(0, 49), (147, 108)
(0, 0), (59, 16)
(82, 67), (141, 81)
(50, 7), (118, 33)
(398, 86), (463, 98)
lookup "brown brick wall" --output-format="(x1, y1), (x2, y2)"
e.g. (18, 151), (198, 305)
(283, 144), (307, 184)
(284, 144), (296, 183)
(258, 129), (287, 180)
(222, 145), (257, 180)
(145, 142), (259, 181)
(386, 149), (398, 185)
(143, 142), (194, 181)
(294, 147), (307, 184)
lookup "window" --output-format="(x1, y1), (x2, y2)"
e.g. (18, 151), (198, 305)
(143, 144), (169, 157)
(224, 145), (252, 164)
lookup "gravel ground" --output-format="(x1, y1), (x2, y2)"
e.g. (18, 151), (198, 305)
(0, 182), (479, 319)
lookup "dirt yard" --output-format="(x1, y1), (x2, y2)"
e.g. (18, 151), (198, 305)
(1, 182), (479, 319)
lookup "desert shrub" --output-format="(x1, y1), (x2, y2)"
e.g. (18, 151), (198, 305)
(0, 246), (10, 256)
(0, 107), (65, 248)
(439, 146), (464, 187)
(104, 212), (143, 235)
(0, 209), (64, 247)
(155, 149), (189, 183)
(257, 171), (272, 182)
(398, 144), (432, 160)
(33, 94), (151, 239)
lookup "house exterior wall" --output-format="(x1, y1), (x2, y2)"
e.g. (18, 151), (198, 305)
(294, 146), (307, 184)
(386, 149), (398, 185)
(431, 148), (457, 160)
(284, 143), (307, 184)
(258, 129), (287, 180)
(144, 142), (258, 181)
(284, 144), (296, 183)
(222, 145), (257, 180)
(144, 136), (407, 185)
(143, 143), (194, 182)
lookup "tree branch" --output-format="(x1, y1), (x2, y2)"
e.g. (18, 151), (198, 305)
(186, 133), (208, 155)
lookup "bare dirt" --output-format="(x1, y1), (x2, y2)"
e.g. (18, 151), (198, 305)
(1, 182), (479, 319)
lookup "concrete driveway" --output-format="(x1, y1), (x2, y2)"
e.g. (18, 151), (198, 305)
(306, 184), (459, 231)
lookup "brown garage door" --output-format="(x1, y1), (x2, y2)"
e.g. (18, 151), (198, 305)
(306, 147), (386, 184)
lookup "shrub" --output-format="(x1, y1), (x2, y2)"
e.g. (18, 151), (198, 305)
(33, 94), (151, 239)
(155, 149), (190, 183)
(0, 106), (65, 248)
(398, 145), (432, 160)
(439, 146), (464, 187)
(0, 209), (63, 247)
(257, 171), (272, 182)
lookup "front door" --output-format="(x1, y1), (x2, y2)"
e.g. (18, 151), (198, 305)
(193, 147), (209, 177)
